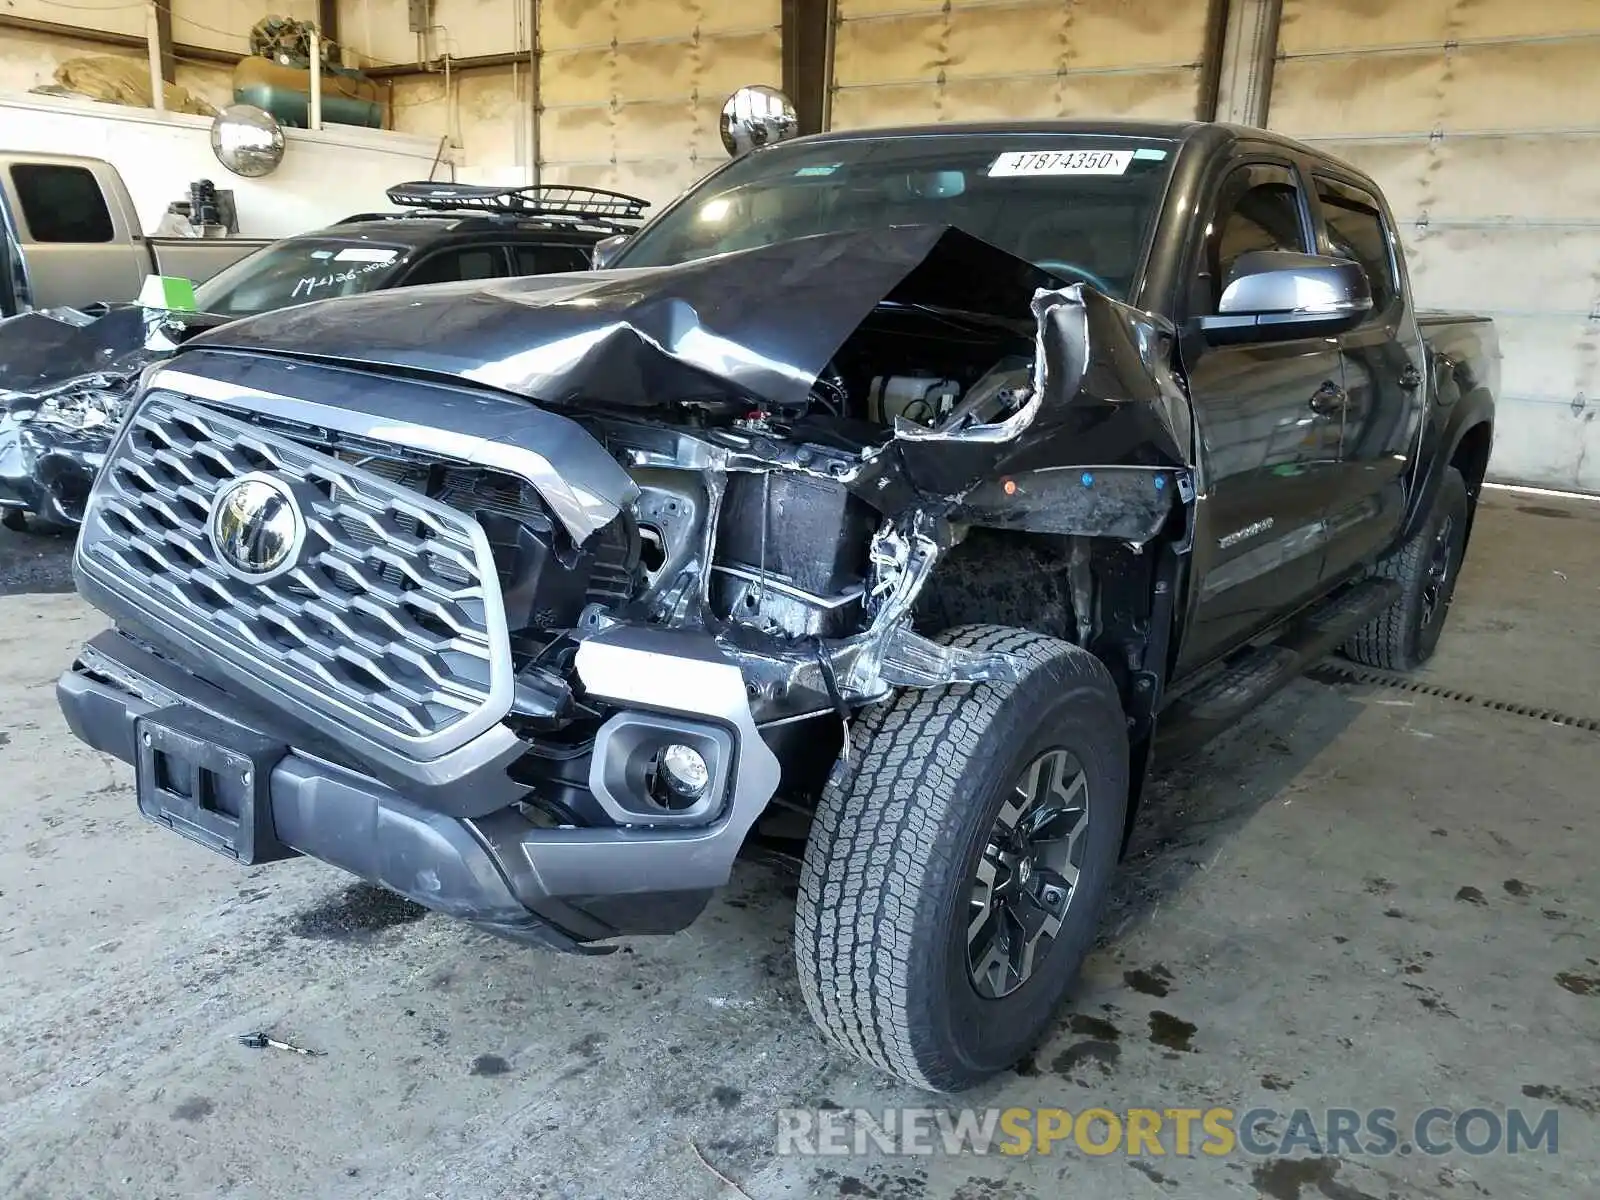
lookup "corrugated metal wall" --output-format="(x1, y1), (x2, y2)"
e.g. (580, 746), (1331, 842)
(537, 0), (782, 205)
(830, 0), (1213, 129)
(1270, 0), (1600, 492)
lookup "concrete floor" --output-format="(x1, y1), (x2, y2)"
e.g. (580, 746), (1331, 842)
(0, 488), (1595, 1200)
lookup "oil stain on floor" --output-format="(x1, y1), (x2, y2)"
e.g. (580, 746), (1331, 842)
(1148, 1011), (1197, 1052)
(289, 883), (428, 941)
(1124, 964), (1174, 997)
(1251, 1155), (1382, 1200)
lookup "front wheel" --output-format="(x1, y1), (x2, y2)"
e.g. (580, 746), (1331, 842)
(792, 625), (1128, 1091)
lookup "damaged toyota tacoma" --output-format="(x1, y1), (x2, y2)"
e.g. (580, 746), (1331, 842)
(57, 118), (1497, 1091)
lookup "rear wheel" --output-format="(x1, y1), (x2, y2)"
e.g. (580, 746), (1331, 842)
(1343, 467), (1469, 670)
(792, 625), (1127, 1091)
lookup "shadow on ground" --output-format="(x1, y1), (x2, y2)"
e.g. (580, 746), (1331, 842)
(0, 526), (74, 597)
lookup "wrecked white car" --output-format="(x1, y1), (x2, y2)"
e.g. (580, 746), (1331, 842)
(57, 116), (1496, 1091)
(0, 181), (642, 530)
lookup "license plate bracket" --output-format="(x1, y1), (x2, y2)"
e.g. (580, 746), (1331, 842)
(134, 706), (295, 864)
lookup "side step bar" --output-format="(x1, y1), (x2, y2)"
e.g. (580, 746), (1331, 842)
(1158, 578), (1402, 758)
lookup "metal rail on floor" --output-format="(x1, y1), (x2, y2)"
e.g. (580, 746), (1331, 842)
(1308, 661), (1600, 734)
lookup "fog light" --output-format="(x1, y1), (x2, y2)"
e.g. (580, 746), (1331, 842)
(657, 743), (710, 801)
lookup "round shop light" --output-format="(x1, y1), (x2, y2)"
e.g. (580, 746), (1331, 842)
(657, 743), (711, 801)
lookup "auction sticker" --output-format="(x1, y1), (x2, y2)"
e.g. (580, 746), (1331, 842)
(335, 247), (402, 263)
(988, 149), (1133, 177)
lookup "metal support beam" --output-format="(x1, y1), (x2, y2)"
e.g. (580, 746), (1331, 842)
(318, 0), (339, 51)
(1212, 0), (1282, 127)
(309, 31), (323, 130)
(153, 0), (175, 84)
(0, 13), (240, 67)
(1196, 0), (1231, 121)
(782, 0), (833, 134)
(528, 0), (541, 186)
(146, 3), (166, 111)
(364, 52), (527, 79)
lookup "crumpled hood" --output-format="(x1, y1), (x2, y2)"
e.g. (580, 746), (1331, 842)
(0, 305), (225, 401)
(185, 226), (1059, 414)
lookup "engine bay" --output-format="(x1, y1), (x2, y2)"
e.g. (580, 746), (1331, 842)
(491, 307), (1032, 675)
(303, 272), (1191, 772)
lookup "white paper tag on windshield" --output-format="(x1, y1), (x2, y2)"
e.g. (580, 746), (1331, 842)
(334, 247), (400, 263)
(988, 149), (1134, 177)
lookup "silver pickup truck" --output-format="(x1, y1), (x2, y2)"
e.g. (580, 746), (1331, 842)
(1, 152), (267, 314)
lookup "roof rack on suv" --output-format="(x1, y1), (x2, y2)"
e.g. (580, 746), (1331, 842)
(382, 182), (650, 225)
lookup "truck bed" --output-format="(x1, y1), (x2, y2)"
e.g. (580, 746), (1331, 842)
(1418, 312), (1496, 378)
(1419, 312), (1499, 401)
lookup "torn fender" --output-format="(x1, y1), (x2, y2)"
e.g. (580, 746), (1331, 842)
(854, 285), (1195, 533)
(184, 226), (1059, 416)
(0, 305), (219, 525)
(0, 409), (106, 525)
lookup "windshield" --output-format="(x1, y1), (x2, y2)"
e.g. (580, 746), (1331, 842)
(193, 237), (412, 317)
(614, 133), (1175, 299)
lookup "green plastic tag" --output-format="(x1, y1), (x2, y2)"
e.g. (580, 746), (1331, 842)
(137, 275), (198, 312)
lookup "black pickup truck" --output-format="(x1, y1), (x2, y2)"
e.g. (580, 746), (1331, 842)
(56, 115), (1496, 1092)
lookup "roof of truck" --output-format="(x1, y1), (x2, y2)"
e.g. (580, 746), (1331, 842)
(794, 118), (1204, 141)
(781, 118), (1318, 156)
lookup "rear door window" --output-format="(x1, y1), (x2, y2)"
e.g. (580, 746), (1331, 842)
(510, 244), (592, 275)
(1315, 178), (1398, 313)
(9, 164), (114, 243)
(402, 246), (507, 286)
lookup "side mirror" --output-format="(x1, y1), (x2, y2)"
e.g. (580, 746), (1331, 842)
(591, 233), (630, 270)
(719, 85), (800, 157)
(1199, 251), (1372, 344)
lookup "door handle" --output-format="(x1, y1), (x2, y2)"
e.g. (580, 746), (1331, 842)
(1398, 364), (1423, 391)
(1309, 381), (1346, 415)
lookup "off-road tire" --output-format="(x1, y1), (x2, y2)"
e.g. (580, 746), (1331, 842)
(1343, 467), (1470, 671)
(793, 625), (1128, 1091)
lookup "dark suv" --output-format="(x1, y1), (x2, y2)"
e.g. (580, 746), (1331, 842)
(0, 182), (647, 529)
(201, 182), (646, 315)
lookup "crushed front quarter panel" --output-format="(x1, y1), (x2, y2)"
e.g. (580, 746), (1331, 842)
(0, 305), (222, 523)
(857, 284), (1193, 525)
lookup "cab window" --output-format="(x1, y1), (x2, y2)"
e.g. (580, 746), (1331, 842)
(10, 164), (114, 243)
(511, 244), (591, 275)
(1316, 178), (1397, 313)
(1193, 164), (1309, 313)
(403, 246), (506, 286)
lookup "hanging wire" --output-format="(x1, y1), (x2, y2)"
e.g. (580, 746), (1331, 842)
(25, 0), (145, 11)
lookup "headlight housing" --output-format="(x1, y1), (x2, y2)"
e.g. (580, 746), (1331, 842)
(30, 381), (132, 432)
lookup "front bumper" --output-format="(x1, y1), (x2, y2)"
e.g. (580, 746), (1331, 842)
(59, 627), (781, 950)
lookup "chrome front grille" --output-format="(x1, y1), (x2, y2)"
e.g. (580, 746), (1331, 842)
(78, 393), (512, 757)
